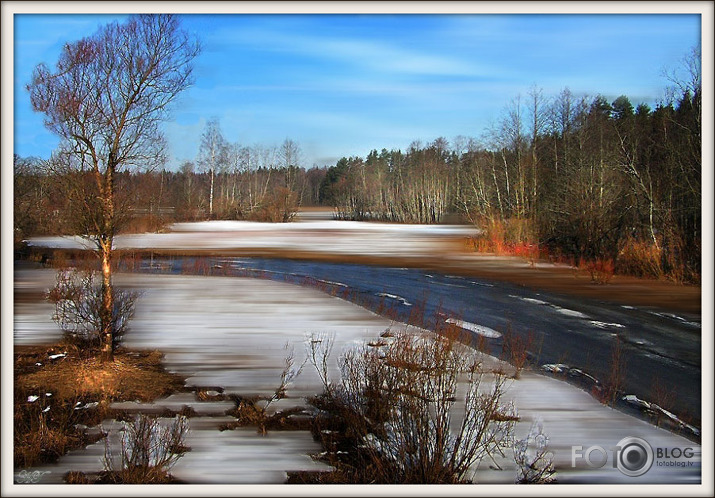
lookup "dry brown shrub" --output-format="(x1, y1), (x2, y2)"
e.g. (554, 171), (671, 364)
(616, 236), (663, 279)
(471, 216), (538, 260)
(649, 376), (676, 428)
(305, 330), (517, 484)
(102, 413), (189, 484)
(250, 187), (299, 222)
(597, 335), (626, 407)
(500, 328), (539, 378)
(578, 257), (616, 284)
(64, 470), (93, 484)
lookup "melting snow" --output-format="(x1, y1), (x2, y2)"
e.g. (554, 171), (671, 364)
(510, 295), (590, 320)
(541, 363), (570, 374)
(589, 320), (625, 329)
(315, 278), (349, 288)
(376, 292), (412, 306)
(649, 311), (701, 328)
(444, 318), (501, 338)
(623, 395), (700, 437)
(551, 306), (589, 319)
(510, 295), (551, 306)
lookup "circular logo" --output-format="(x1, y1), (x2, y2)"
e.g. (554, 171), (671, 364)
(616, 437), (654, 477)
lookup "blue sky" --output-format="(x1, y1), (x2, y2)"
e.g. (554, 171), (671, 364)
(11, 9), (703, 169)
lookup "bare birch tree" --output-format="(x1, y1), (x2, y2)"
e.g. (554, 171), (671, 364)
(27, 14), (200, 361)
(197, 117), (228, 218)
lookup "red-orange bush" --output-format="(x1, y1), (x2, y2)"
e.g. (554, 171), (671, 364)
(616, 237), (663, 279)
(471, 217), (540, 264)
(578, 257), (615, 284)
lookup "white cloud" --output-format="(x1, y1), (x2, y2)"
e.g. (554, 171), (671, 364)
(208, 23), (498, 79)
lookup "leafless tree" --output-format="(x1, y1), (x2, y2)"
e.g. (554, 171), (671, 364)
(197, 117), (228, 218)
(27, 14), (200, 360)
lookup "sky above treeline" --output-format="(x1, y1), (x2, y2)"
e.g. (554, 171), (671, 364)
(10, 4), (705, 169)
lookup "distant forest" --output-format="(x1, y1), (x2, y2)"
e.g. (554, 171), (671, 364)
(15, 67), (701, 283)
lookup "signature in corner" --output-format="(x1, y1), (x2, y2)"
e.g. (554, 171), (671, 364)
(15, 470), (51, 484)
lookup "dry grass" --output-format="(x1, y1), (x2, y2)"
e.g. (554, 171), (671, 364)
(17, 350), (181, 402)
(65, 467), (183, 484)
(468, 217), (540, 263)
(616, 236), (663, 279)
(14, 343), (185, 469)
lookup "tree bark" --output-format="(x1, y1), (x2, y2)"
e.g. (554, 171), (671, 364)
(99, 159), (115, 362)
(100, 239), (114, 362)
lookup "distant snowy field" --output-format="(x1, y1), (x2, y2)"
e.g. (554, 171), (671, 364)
(14, 269), (701, 486)
(26, 219), (478, 258)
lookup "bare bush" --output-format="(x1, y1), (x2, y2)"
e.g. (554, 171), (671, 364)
(102, 414), (189, 483)
(257, 342), (305, 434)
(306, 332), (335, 396)
(306, 330), (516, 483)
(253, 187), (299, 222)
(577, 257), (616, 284)
(47, 268), (139, 350)
(616, 236), (663, 279)
(500, 328), (538, 378)
(513, 418), (556, 484)
(602, 335), (627, 407)
(649, 375), (676, 428)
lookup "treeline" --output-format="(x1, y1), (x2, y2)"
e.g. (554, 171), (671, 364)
(319, 146), (452, 224)
(14, 60), (701, 283)
(14, 151), (328, 238)
(318, 83), (701, 282)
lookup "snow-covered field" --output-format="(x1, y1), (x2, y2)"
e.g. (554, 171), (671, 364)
(26, 219), (478, 259)
(12, 269), (703, 489)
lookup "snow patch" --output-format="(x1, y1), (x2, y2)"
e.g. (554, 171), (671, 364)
(649, 311), (701, 328)
(376, 293), (412, 306)
(589, 321), (625, 329)
(551, 306), (589, 319)
(444, 318), (501, 338)
(622, 394), (700, 437)
(541, 363), (570, 374)
(623, 394), (651, 410)
(471, 281), (494, 287)
(315, 278), (349, 288)
(510, 295), (590, 320)
(510, 295), (550, 306)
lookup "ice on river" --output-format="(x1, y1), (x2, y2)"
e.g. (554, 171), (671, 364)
(11, 269), (703, 486)
(509, 294), (592, 320)
(445, 317), (501, 338)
